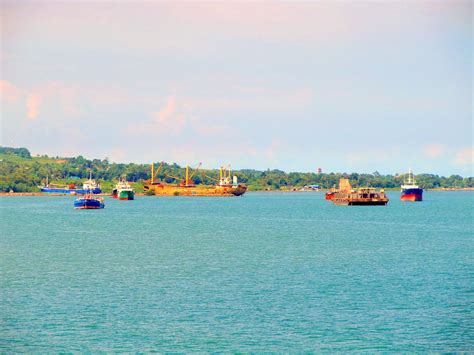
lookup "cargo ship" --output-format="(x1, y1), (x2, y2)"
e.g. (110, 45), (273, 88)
(332, 178), (389, 206)
(112, 179), (135, 200)
(401, 169), (423, 201)
(40, 173), (101, 194)
(143, 163), (247, 197)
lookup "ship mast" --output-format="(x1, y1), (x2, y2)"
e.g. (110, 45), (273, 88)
(404, 168), (416, 186)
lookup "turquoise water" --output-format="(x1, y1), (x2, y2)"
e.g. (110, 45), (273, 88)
(1, 192), (473, 351)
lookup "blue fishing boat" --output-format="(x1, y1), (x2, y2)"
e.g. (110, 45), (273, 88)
(74, 193), (105, 209)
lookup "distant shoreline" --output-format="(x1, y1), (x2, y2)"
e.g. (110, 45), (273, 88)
(1, 188), (473, 197)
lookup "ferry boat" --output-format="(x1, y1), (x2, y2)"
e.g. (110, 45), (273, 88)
(401, 169), (423, 201)
(112, 179), (135, 200)
(74, 193), (105, 209)
(40, 173), (101, 194)
(332, 178), (389, 206)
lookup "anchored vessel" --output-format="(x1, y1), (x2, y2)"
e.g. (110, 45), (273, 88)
(112, 179), (135, 200)
(332, 178), (389, 206)
(214, 168), (248, 196)
(40, 172), (101, 194)
(401, 169), (423, 201)
(74, 193), (105, 209)
(143, 163), (247, 197)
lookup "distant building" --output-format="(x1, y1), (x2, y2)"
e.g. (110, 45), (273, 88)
(303, 184), (320, 191)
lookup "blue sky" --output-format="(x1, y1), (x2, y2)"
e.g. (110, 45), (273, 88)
(1, 1), (472, 176)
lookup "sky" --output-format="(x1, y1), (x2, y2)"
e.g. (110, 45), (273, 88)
(1, 1), (472, 176)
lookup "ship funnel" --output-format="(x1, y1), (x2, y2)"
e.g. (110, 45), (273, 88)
(233, 175), (238, 185)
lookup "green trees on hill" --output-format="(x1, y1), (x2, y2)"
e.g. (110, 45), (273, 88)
(0, 146), (472, 192)
(0, 147), (31, 159)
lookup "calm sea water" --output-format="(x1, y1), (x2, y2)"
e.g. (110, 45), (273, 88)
(1, 192), (473, 351)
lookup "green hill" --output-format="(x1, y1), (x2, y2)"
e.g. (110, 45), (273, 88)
(0, 147), (472, 192)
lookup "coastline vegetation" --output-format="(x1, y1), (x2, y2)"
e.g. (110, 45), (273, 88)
(1, 147), (472, 193)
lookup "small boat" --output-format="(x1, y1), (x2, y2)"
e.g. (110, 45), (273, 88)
(325, 185), (337, 200)
(112, 179), (135, 200)
(325, 192), (334, 200)
(401, 169), (423, 201)
(74, 193), (105, 209)
(332, 179), (389, 206)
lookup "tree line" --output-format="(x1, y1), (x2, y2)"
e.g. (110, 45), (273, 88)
(1, 147), (472, 192)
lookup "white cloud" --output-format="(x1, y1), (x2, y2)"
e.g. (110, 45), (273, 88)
(0, 80), (22, 103)
(454, 147), (474, 166)
(423, 144), (446, 159)
(26, 94), (41, 120)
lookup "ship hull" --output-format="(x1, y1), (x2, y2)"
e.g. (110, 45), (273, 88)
(74, 198), (104, 209)
(41, 187), (102, 194)
(333, 200), (388, 206)
(118, 190), (134, 200)
(401, 188), (423, 202)
(215, 184), (247, 196)
(348, 200), (388, 206)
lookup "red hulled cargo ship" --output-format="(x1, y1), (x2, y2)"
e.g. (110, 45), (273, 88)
(400, 169), (423, 202)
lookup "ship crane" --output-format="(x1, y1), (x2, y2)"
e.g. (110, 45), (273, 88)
(163, 172), (187, 186)
(220, 165), (232, 184)
(188, 162), (202, 180)
(164, 162), (202, 187)
(202, 171), (219, 182)
(151, 161), (165, 184)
